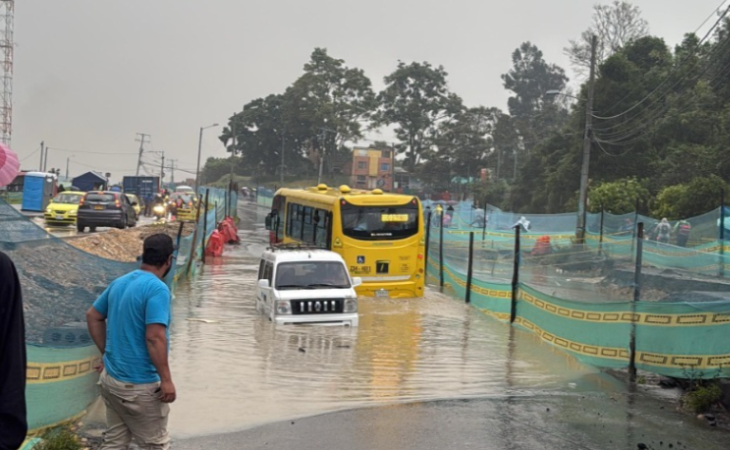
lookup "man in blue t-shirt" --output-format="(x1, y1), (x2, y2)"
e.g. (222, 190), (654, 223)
(87, 234), (175, 450)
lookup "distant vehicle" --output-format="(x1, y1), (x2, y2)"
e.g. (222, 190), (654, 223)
(169, 191), (197, 221)
(122, 176), (160, 203)
(175, 185), (194, 193)
(125, 194), (142, 219)
(44, 191), (85, 226)
(256, 248), (360, 326)
(76, 191), (137, 232)
(265, 184), (425, 298)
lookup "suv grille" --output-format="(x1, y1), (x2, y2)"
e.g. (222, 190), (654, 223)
(291, 299), (344, 315)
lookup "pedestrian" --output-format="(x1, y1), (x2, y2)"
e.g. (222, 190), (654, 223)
(86, 234), (176, 450)
(0, 251), (27, 450)
(144, 194), (153, 217)
(653, 218), (672, 244)
(674, 219), (692, 247)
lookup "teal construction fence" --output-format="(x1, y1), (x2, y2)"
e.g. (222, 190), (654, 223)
(0, 186), (237, 446)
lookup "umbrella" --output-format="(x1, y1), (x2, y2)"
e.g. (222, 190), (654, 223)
(0, 143), (20, 188)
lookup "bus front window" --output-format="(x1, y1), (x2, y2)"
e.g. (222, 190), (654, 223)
(341, 201), (419, 240)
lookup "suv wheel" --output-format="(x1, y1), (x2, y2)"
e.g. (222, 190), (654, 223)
(117, 215), (127, 230)
(77, 223), (85, 233)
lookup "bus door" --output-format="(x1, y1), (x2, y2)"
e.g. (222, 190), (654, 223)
(267, 195), (286, 244)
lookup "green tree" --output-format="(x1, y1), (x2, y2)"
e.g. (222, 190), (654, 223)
(587, 178), (649, 214)
(652, 176), (728, 219)
(377, 61), (464, 171)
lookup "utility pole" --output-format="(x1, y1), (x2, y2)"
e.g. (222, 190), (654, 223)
(135, 133), (150, 176)
(65, 157), (70, 179)
(317, 127), (336, 185)
(229, 117), (237, 190)
(160, 152), (165, 186)
(43, 144), (49, 172)
(169, 159), (176, 184)
(39, 141), (44, 171)
(576, 34), (597, 244)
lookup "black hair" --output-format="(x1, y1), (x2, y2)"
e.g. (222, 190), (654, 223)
(142, 234), (174, 267)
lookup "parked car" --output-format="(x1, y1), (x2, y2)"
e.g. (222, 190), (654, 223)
(43, 191), (85, 226)
(256, 248), (360, 326)
(77, 191), (137, 232)
(125, 193), (142, 219)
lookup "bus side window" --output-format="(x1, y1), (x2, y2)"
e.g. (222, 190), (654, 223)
(302, 207), (313, 242)
(314, 209), (326, 247)
(289, 204), (302, 240)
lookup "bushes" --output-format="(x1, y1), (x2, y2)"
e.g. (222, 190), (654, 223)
(587, 178), (649, 214)
(682, 382), (723, 413)
(34, 427), (82, 450)
(652, 175), (728, 220)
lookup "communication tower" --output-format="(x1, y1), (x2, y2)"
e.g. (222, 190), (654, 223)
(0, 1), (13, 148)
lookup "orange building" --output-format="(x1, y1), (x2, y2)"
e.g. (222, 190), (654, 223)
(350, 147), (394, 191)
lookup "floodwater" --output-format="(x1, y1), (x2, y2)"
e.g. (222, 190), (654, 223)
(167, 204), (727, 447)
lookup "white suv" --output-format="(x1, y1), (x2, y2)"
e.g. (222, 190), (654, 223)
(256, 248), (360, 326)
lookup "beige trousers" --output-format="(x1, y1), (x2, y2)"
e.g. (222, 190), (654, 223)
(98, 369), (171, 450)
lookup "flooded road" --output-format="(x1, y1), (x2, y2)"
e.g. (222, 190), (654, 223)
(167, 203), (727, 448)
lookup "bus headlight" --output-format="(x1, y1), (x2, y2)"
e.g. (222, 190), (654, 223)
(344, 298), (358, 313)
(276, 301), (292, 315)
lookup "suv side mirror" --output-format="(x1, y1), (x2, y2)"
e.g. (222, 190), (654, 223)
(257, 279), (270, 289)
(351, 277), (362, 288)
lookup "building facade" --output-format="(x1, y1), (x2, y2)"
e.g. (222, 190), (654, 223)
(350, 148), (393, 191)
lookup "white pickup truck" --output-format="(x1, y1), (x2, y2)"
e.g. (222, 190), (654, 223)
(256, 248), (360, 326)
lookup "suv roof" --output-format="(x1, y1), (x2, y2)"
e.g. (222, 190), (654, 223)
(262, 249), (345, 264)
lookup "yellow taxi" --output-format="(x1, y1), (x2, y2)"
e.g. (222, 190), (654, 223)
(44, 191), (85, 226)
(125, 194), (142, 219)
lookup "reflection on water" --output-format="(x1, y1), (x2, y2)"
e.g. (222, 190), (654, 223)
(168, 206), (608, 438)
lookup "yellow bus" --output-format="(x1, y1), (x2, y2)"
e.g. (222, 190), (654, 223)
(264, 184), (425, 298)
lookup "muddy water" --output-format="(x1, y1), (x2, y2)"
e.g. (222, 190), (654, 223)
(167, 204), (612, 438)
(167, 204), (721, 444)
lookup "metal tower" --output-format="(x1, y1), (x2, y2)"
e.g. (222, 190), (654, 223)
(0, 1), (13, 148)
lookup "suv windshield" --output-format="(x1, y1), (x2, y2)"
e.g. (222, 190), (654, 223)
(54, 193), (82, 204)
(85, 193), (116, 203)
(341, 199), (419, 240)
(275, 262), (350, 289)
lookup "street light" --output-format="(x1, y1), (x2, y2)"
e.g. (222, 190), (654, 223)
(545, 35), (597, 244)
(195, 123), (219, 194)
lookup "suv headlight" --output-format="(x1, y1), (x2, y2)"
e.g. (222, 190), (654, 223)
(343, 298), (358, 313)
(276, 300), (292, 315)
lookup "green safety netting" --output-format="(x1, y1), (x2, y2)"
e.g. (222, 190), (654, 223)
(0, 186), (236, 443)
(427, 214), (730, 379)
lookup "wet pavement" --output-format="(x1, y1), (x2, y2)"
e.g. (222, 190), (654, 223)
(165, 203), (728, 449)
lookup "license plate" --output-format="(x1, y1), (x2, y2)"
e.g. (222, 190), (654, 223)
(375, 289), (389, 298)
(55, 215), (64, 220)
(94, 206), (104, 210)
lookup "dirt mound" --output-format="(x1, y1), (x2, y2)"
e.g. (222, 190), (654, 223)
(68, 222), (195, 262)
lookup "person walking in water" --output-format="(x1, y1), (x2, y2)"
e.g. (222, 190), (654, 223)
(86, 234), (176, 450)
(653, 218), (672, 244)
(0, 251), (27, 450)
(674, 219), (692, 247)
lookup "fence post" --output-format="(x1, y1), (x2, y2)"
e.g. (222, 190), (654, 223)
(631, 198), (639, 260)
(629, 222), (644, 382)
(439, 211), (444, 288)
(720, 190), (725, 278)
(598, 205), (605, 256)
(482, 199), (488, 241)
(510, 225), (521, 323)
(185, 192), (204, 276)
(466, 232), (475, 303)
(201, 189), (210, 264)
(425, 211), (432, 276)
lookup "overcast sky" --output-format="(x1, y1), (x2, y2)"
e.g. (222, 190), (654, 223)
(13, 0), (728, 182)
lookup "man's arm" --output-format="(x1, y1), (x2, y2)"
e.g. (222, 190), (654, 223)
(146, 324), (176, 403)
(86, 306), (107, 356)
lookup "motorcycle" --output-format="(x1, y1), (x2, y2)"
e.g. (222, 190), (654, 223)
(152, 203), (166, 220)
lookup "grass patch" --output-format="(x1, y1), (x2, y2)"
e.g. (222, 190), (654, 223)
(682, 382), (723, 413)
(34, 427), (82, 450)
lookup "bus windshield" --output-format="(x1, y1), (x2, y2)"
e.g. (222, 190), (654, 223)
(341, 200), (419, 240)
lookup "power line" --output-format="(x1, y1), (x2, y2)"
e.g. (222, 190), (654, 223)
(592, 4), (730, 123)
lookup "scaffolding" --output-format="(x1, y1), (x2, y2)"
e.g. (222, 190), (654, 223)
(0, 1), (13, 148)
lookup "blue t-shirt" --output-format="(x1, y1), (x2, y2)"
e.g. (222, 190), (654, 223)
(93, 270), (171, 384)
